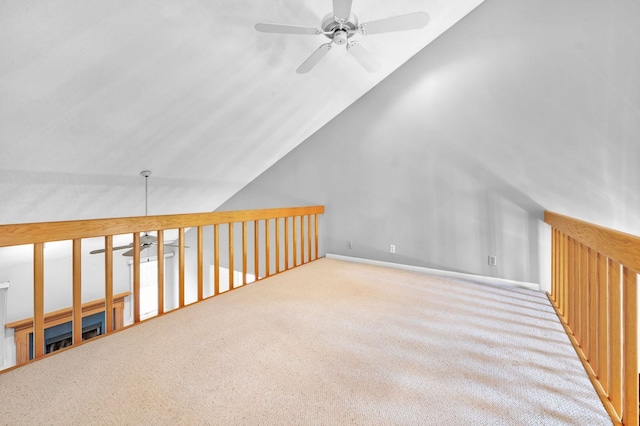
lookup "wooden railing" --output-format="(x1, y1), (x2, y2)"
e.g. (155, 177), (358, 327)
(546, 211), (638, 426)
(0, 206), (324, 367)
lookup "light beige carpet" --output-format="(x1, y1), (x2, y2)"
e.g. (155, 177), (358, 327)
(0, 258), (611, 425)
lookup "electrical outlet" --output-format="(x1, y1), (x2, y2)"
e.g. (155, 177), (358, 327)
(348, 241), (352, 249)
(488, 255), (497, 266)
(390, 244), (396, 253)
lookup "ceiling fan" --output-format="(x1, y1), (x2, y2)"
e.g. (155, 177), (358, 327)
(90, 170), (183, 257)
(255, 0), (430, 73)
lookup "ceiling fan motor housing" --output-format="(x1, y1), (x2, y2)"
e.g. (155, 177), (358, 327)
(322, 13), (358, 44)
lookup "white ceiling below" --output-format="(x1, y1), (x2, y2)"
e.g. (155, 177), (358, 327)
(0, 0), (483, 225)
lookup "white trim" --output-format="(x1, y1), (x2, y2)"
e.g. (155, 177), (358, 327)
(325, 254), (541, 291)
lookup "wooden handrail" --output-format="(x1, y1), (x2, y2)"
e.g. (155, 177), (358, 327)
(1, 205), (325, 370)
(0, 206), (325, 247)
(546, 211), (638, 426)
(545, 211), (640, 272)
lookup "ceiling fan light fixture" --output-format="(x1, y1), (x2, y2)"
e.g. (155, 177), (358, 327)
(333, 30), (348, 45)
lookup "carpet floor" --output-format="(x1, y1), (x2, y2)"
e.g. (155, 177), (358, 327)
(0, 258), (611, 425)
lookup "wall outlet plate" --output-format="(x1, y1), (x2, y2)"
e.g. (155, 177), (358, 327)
(390, 244), (396, 253)
(348, 241), (352, 249)
(488, 255), (497, 266)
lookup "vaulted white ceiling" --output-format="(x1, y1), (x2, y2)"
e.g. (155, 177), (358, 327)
(0, 0), (483, 225)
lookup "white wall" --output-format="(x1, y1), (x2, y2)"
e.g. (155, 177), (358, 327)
(217, 0), (640, 290)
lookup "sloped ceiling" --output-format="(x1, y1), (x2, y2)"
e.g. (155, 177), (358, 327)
(220, 0), (640, 238)
(0, 0), (483, 225)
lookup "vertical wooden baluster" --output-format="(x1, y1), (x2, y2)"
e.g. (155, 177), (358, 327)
(597, 253), (608, 396)
(609, 259), (622, 417)
(133, 232), (141, 323)
(621, 267), (638, 425)
(242, 221), (247, 285)
(300, 216), (305, 265)
(563, 233), (569, 320)
(588, 248), (597, 366)
(157, 230), (164, 315)
(254, 220), (259, 281)
(574, 242), (581, 342)
(229, 223), (234, 290)
(197, 226), (204, 300)
(179, 228), (185, 307)
(275, 218), (281, 274)
(584, 245), (591, 357)
(314, 214), (319, 260)
(554, 230), (560, 313)
(105, 236), (114, 333)
(284, 217), (290, 270)
(579, 243), (586, 352)
(572, 240), (580, 335)
(308, 214), (312, 263)
(265, 219), (270, 277)
(293, 216), (298, 267)
(72, 239), (82, 346)
(33, 243), (45, 359)
(214, 224), (220, 296)
(551, 229), (557, 304)
(567, 237), (576, 328)
(557, 231), (563, 316)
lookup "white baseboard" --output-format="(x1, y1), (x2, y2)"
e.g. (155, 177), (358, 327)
(325, 254), (541, 292)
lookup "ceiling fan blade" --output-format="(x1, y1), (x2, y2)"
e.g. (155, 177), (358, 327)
(122, 245), (149, 257)
(163, 243), (190, 248)
(296, 43), (332, 74)
(122, 248), (136, 257)
(360, 12), (430, 35)
(346, 42), (381, 72)
(255, 23), (320, 35)
(333, 0), (353, 20)
(89, 243), (134, 255)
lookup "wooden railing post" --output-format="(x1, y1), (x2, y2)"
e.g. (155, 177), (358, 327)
(105, 235), (114, 332)
(214, 224), (220, 295)
(33, 243), (45, 359)
(293, 216), (298, 267)
(596, 253), (608, 395)
(265, 219), (270, 278)
(242, 221), (248, 285)
(285, 217), (290, 270)
(72, 239), (82, 346)
(314, 214), (319, 260)
(157, 230), (165, 315)
(300, 216), (305, 264)
(609, 259), (623, 417)
(622, 267), (638, 424)
(228, 223), (234, 290)
(197, 226), (204, 301)
(254, 220), (259, 280)
(275, 218), (281, 274)
(308, 214), (312, 263)
(179, 228), (185, 307)
(132, 232), (141, 323)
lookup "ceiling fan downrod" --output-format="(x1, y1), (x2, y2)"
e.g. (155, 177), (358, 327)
(140, 170), (151, 217)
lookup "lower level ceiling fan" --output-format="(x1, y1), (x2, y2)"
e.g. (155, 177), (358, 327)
(90, 170), (184, 257)
(255, 0), (430, 73)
